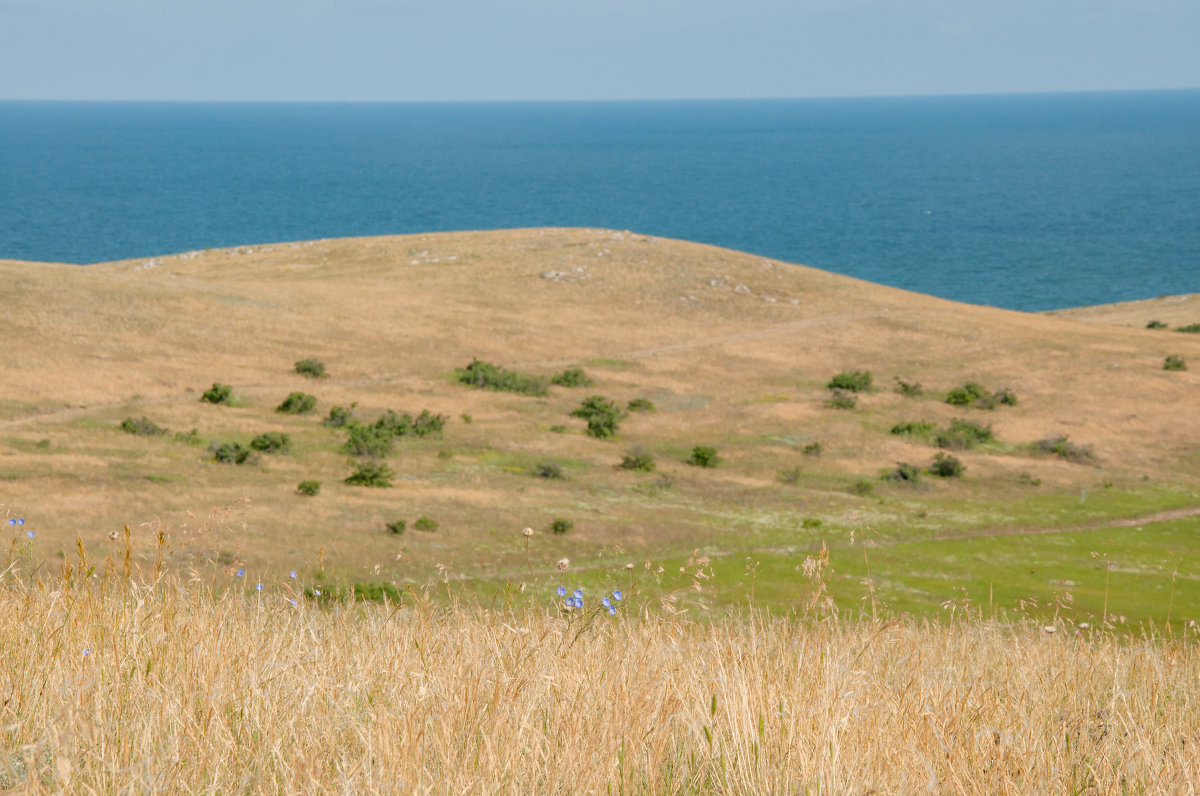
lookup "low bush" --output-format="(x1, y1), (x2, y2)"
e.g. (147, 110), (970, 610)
(550, 367), (593, 387)
(250, 432), (290, 454)
(550, 518), (573, 535)
(1176, 324), (1200, 333)
(777, 466), (802, 484)
(342, 423), (394, 458)
(619, 449), (656, 473)
(210, 442), (253, 465)
(277, 392), (317, 414)
(827, 371), (872, 393)
(571, 396), (623, 439)
(351, 582), (402, 603)
(410, 409), (448, 437)
(883, 462), (922, 484)
(827, 389), (857, 410)
(945, 382), (994, 409)
(627, 397), (657, 413)
(1032, 435), (1096, 465)
(414, 516), (439, 532)
(688, 446), (719, 468)
(894, 378), (924, 397)
(801, 517), (822, 529)
(296, 480), (320, 496)
(929, 452), (964, 478)
(1146, 320), (1168, 329)
(460, 413), (472, 424)
(890, 421), (934, 437)
(535, 461), (564, 479)
(120, 416), (167, 436)
(294, 358), (327, 379)
(344, 462), (395, 487)
(201, 383), (233, 405)
(849, 479), (875, 496)
(385, 519), (406, 535)
(936, 419), (995, 450)
(802, 442), (823, 456)
(548, 425), (569, 434)
(454, 359), (548, 396)
(323, 403), (356, 428)
(174, 428), (202, 446)
(1163, 355), (1187, 371)
(1018, 472), (1042, 487)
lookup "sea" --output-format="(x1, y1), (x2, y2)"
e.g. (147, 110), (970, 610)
(1, 91), (1198, 311)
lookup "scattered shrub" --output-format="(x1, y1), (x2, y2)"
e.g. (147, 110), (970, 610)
(294, 358), (327, 379)
(1017, 472), (1042, 487)
(936, 419), (995, 450)
(1163, 355), (1187, 371)
(210, 442), (253, 465)
(993, 387), (1019, 406)
(688, 445), (719, 468)
(945, 382), (993, 408)
(342, 423), (394, 458)
(827, 371), (873, 393)
(849, 479), (875, 496)
(827, 389), (857, 410)
(802, 442), (823, 456)
(460, 413), (472, 424)
(550, 367), (593, 387)
(929, 452), (964, 478)
(351, 582), (402, 603)
(323, 403), (356, 428)
(297, 480), (320, 496)
(777, 466), (802, 484)
(1176, 324), (1200, 333)
(548, 425), (569, 434)
(385, 519), (406, 535)
(1146, 320), (1168, 330)
(890, 421), (934, 437)
(1032, 435), (1096, 464)
(801, 517), (822, 529)
(414, 516), (439, 532)
(454, 359), (548, 396)
(409, 409), (447, 437)
(535, 461), (565, 479)
(250, 432), (290, 453)
(344, 462), (395, 487)
(201, 383), (233, 405)
(174, 428), (202, 446)
(550, 518), (573, 535)
(619, 449), (656, 473)
(883, 462), (922, 484)
(894, 378), (924, 397)
(120, 416), (166, 436)
(277, 392), (317, 414)
(571, 396), (623, 439)
(627, 397), (656, 413)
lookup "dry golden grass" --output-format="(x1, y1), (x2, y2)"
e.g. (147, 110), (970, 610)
(2, 552), (1197, 793)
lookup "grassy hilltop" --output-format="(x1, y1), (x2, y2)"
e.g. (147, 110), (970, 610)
(2, 227), (1199, 625)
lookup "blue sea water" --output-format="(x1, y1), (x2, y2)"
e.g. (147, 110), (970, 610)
(1, 91), (1198, 311)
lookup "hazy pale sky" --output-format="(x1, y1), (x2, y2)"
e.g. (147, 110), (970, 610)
(1, 0), (1197, 101)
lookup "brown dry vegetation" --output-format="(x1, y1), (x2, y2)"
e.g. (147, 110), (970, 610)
(1, 229), (1198, 619)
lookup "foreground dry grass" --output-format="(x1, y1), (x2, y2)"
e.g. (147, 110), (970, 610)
(3, 568), (1197, 793)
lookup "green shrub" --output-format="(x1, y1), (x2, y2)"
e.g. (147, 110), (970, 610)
(277, 392), (317, 414)
(935, 419), (995, 450)
(323, 403), (356, 428)
(945, 382), (996, 408)
(890, 421), (934, 437)
(571, 396), (623, 439)
(1164, 355), (1187, 371)
(993, 387), (1019, 406)
(460, 413), (472, 424)
(210, 442), (253, 465)
(120, 416), (166, 436)
(894, 378), (924, 397)
(294, 358), (327, 379)
(250, 432), (290, 454)
(849, 479), (875, 496)
(688, 445), (719, 468)
(929, 452), (964, 478)
(827, 371), (872, 393)
(550, 518), (573, 535)
(535, 461), (564, 479)
(802, 442), (823, 456)
(351, 582), (402, 603)
(619, 449), (656, 473)
(410, 409), (447, 437)
(883, 462), (922, 484)
(1018, 472), (1042, 487)
(1146, 320), (1168, 330)
(777, 466), (802, 484)
(297, 480), (320, 496)
(548, 425), (569, 434)
(550, 367), (593, 387)
(174, 428), (202, 446)
(1032, 435), (1095, 465)
(414, 515), (439, 532)
(385, 519), (406, 535)
(201, 383), (233, 405)
(801, 517), (822, 529)
(344, 462), (395, 487)
(827, 389), (857, 410)
(341, 423), (394, 458)
(454, 359), (548, 396)
(627, 397), (657, 413)
(1176, 324), (1200, 333)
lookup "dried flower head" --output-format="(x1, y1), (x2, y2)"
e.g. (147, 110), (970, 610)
(556, 557), (570, 571)
(522, 527), (534, 537)
(107, 530), (120, 541)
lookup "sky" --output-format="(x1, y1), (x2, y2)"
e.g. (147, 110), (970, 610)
(1, 0), (1197, 102)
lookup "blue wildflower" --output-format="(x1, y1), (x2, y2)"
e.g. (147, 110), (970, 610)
(313, 588), (322, 597)
(602, 597), (611, 608)
(26, 531), (34, 539)
(557, 585), (566, 596)
(573, 596), (583, 608)
(255, 583), (263, 591)
(573, 588), (583, 599)
(289, 599), (298, 607)
(564, 598), (573, 609)
(82, 648), (91, 656)
(6, 519), (13, 526)
(612, 589), (623, 601)
(608, 606), (617, 616)
(16, 518), (24, 525)
(289, 571), (297, 579)
(236, 568), (245, 578)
